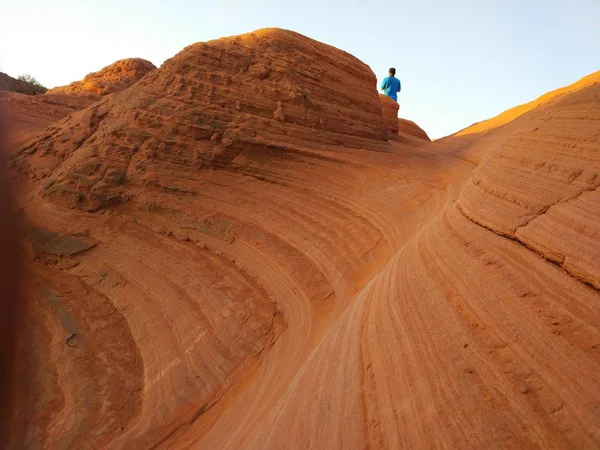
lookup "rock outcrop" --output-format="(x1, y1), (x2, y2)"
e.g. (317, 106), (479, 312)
(0, 91), (91, 148)
(458, 81), (600, 289)
(6, 28), (600, 450)
(379, 93), (399, 134)
(1, 58), (155, 148)
(0, 72), (46, 95)
(397, 118), (430, 141)
(377, 94), (432, 143)
(47, 58), (156, 99)
(16, 28), (388, 212)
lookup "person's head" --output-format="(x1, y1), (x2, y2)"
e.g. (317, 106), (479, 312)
(389, 67), (396, 76)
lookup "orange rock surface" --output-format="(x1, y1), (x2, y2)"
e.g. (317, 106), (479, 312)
(0, 91), (91, 148)
(1, 58), (155, 149)
(397, 117), (431, 142)
(5, 28), (600, 449)
(458, 81), (600, 289)
(47, 58), (156, 99)
(15, 29), (388, 213)
(377, 94), (431, 143)
(454, 70), (600, 137)
(379, 93), (399, 134)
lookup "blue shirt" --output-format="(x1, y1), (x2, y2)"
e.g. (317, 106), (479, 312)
(381, 75), (401, 101)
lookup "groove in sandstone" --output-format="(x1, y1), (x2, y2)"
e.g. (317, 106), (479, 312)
(153, 311), (285, 448)
(512, 184), (600, 234)
(149, 392), (225, 450)
(355, 182), (454, 450)
(456, 200), (600, 293)
(90, 206), (290, 447)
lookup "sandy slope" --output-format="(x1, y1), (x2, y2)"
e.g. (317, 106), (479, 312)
(5, 28), (600, 449)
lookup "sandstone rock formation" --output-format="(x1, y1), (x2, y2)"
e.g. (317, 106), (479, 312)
(15, 28), (388, 212)
(458, 80), (600, 289)
(454, 70), (600, 136)
(0, 91), (91, 148)
(398, 117), (430, 141)
(377, 94), (431, 144)
(47, 58), (156, 99)
(1, 58), (155, 148)
(379, 93), (399, 134)
(5, 28), (600, 449)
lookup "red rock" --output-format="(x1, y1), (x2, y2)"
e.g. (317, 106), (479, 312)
(458, 81), (600, 289)
(0, 91), (91, 148)
(1, 59), (156, 148)
(398, 117), (431, 141)
(47, 58), (156, 99)
(454, 70), (600, 137)
(5, 28), (600, 450)
(379, 93), (399, 134)
(378, 95), (432, 143)
(15, 28), (389, 212)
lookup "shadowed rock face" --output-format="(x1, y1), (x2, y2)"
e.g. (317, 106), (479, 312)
(47, 58), (156, 99)
(379, 93), (399, 134)
(0, 72), (47, 95)
(7, 28), (600, 449)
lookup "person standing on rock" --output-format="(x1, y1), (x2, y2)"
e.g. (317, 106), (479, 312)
(380, 67), (401, 102)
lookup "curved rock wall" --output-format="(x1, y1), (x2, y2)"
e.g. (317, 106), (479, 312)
(459, 82), (600, 289)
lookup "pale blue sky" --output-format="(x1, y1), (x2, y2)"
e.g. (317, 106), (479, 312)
(1, 0), (598, 138)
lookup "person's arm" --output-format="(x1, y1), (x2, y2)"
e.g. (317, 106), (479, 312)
(380, 78), (388, 91)
(397, 79), (401, 93)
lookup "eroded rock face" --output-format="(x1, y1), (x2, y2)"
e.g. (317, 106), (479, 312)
(398, 118), (430, 141)
(1, 59), (155, 148)
(47, 58), (156, 99)
(379, 93), (399, 134)
(7, 28), (600, 450)
(458, 81), (600, 289)
(455, 70), (600, 137)
(0, 91), (92, 148)
(16, 28), (388, 212)
(377, 95), (432, 143)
